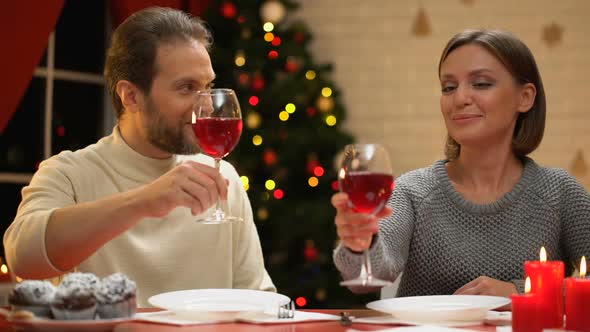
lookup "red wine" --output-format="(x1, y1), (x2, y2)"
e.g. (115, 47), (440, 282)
(340, 171), (394, 214)
(193, 118), (243, 159)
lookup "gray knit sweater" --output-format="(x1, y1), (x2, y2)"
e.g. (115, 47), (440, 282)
(333, 158), (590, 296)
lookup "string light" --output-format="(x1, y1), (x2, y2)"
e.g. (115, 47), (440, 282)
(252, 135), (263, 146)
(331, 180), (340, 191)
(305, 70), (316, 80)
(325, 115), (337, 126)
(296, 297), (307, 307)
(240, 176), (249, 191)
(262, 192), (271, 201)
(264, 32), (274, 42)
(265, 180), (276, 190)
(321, 87), (333, 97)
(263, 22), (275, 32)
(285, 103), (296, 113)
(308, 177), (319, 187)
(234, 51), (246, 67)
(279, 111), (289, 121)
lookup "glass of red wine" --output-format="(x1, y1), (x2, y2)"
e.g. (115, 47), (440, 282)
(338, 143), (395, 287)
(192, 88), (243, 224)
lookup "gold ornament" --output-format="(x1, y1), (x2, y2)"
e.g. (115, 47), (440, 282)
(260, 0), (286, 24)
(571, 150), (588, 178)
(316, 96), (334, 112)
(412, 7), (431, 37)
(246, 111), (262, 129)
(543, 22), (563, 47)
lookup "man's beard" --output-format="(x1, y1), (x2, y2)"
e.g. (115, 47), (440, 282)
(144, 98), (199, 155)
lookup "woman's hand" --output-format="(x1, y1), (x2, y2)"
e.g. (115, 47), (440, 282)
(454, 276), (516, 310)
(332, 192), (392, 252)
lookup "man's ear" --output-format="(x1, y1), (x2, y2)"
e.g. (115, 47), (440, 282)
(116, 80), (144, 113)
(517, 82), (536, 113)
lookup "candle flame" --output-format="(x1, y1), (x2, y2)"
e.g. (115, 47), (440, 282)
(0, 264), (7, 274)
(191, 112), (196, 124)
(524, 276), (531, 293)
(540, 246), (547, 263)
(581, 256), (587, 278)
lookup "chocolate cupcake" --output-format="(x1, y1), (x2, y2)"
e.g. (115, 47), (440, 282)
(60, 272), (100, 292)
(94, 273), (137, 319)
(9, 280), (56, 318)
(51, 283), (97, 320)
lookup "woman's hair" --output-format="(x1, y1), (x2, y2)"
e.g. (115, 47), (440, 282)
(104, 7), (212, 118)
(438, 29), (546, 160)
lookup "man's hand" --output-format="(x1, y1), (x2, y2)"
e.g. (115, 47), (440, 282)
(332, 192), (392, 252)
(135, 160), (228, 218)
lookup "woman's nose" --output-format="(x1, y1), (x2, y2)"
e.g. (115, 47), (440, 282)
(453, 84), (473, 107)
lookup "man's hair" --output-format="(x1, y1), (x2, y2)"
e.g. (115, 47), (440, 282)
(438, 29), (546, 160)
(104, 7), (212, 118)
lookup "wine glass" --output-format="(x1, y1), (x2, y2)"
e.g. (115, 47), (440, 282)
(338, 143), (394, 287)
(192, 88), (243, 224)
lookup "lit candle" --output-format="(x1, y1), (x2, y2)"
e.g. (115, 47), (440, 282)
(566, 256), (590, 331)
(511, 277), (542, 332)
(524, 247), (565, 329)
(0, 263), (11, 282)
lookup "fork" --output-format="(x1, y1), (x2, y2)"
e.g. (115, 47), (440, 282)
(277, 301), (295, 319)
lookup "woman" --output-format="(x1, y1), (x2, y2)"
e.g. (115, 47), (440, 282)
(332, 29), (590, 298)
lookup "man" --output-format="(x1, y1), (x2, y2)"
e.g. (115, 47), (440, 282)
(4, 7), (275, 307)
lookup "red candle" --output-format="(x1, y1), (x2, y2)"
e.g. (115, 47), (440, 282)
(524, 247), (564, 329)
(511, 277), (542, 332)
(0, 264), (11, 282)
(566, 256), (590, 331)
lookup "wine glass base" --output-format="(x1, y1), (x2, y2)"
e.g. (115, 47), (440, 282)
(197, 216), (243, 224)
(340, 277), (393, 287)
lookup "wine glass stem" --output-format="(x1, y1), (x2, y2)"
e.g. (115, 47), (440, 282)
(214, 158), (223, 215)
(362, 251), (373, 282)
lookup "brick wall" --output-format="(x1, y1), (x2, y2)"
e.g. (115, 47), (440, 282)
(295, 0), (590, 188)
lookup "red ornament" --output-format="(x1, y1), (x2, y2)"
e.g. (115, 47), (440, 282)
(263, 149), (278, 166)
(304, 240), (319, 261)
(249, 96), (259, 106)
(268, 50), (279, 60)
(221, 2), (238, 19)
(252, 76), (265, 91)
(331, 180), (340, 191)
(271, 36), (282, 46)
(307, 159), (319, 174)
(238, 73), (250, 87)
(306, 107), (317, 117)
(294, 32), (305, 43)
(285, 59), (299, 73)
(273, 189), (284, 200)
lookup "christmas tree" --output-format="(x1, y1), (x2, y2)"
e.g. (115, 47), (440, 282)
(201, 0), (377, 308)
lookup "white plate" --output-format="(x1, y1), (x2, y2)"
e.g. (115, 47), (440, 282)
(148, 289), (290, 319)
(367, 295), (510, 325)
(10, 317), (133, 332)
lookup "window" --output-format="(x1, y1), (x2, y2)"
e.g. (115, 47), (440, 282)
(0, 1), (112, 255)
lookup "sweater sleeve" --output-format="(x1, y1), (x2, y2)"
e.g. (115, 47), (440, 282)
(3, 156), (74, 278)
(223, 162), (276, 292)
(559, 171), (590, 272)
(333, 178), (416, 292)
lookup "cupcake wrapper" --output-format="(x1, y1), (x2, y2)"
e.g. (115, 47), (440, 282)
(51, 303), (97, 320)
(97, 296), (136, 319)
(12, 304), (53, 318)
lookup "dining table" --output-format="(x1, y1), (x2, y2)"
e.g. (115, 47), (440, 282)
(0, 307), (498, 331)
